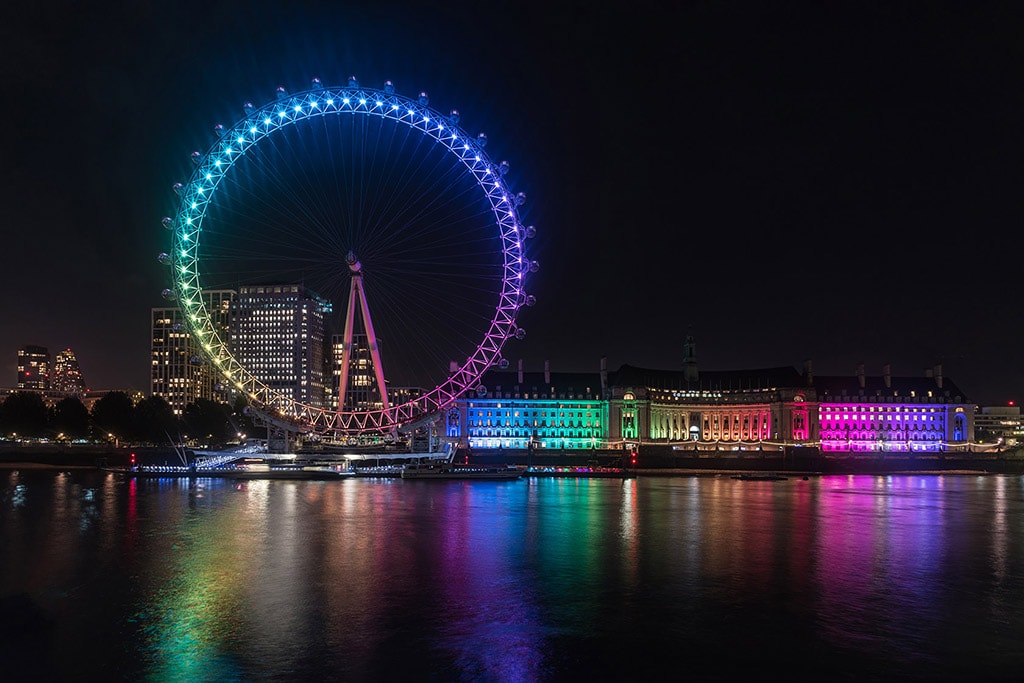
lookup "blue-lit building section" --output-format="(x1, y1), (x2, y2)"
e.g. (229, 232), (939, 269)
(461, 399), (606, 449)
(452, 366), (607, 449)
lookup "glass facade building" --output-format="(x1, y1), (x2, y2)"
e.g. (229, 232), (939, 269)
(51, 348), (86, 396)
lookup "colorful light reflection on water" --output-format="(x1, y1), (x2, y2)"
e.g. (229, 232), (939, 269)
(2, 470), (1024, 681)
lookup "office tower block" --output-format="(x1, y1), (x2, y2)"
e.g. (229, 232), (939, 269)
(17, 345), (50, 390)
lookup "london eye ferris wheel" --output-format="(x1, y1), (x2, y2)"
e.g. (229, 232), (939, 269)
(159, 76), (538, 440)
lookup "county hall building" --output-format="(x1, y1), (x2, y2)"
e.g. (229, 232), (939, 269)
(450, 337), (976, 454)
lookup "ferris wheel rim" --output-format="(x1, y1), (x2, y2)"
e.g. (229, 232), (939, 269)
(165, 77), (534, 437)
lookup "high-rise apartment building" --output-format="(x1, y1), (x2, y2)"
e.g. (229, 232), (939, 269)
(17, 345), (50, 390)
(51, 348), (87, 396)
(230, 284), (331, 411)
(151, 290), (235, 415)
(331, 333), (384, 411)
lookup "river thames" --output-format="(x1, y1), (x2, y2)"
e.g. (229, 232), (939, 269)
(2, 468), (1022, 681)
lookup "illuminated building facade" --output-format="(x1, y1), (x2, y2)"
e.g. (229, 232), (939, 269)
(973, 404), (1022, 447)
(51, 348), (87, 396)
(230, 284), (331, 410)
(607, 363), (805, 447)
(151, 290), (235, 415)
(17, 345), (50, 390)
(450, 361), (607, 450)
(813, 363), (970, 452)
(453, 338), (976, 453)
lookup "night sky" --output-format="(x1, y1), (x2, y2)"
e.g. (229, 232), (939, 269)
(3, 1), (1023, 406)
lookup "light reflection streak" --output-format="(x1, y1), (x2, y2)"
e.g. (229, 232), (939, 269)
(991, 475), (1007, 583)
(243, 481), (316, 662)
(618, 478), (640, 599)
(435, 482), (544, 681)
(140, 478), (251, 681)
(814, 475), (946, 664)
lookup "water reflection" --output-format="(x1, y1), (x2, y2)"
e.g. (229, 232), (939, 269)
(2, 471), (1024, 681)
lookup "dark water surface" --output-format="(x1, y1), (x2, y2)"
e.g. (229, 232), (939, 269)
(2, 468), (1022, 681)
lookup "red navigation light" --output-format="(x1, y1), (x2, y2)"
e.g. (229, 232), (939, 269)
(130, 453), (136, 465)
(1010, 400), (1016, 406)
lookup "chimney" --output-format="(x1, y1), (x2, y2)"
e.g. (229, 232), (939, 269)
(544, 360), (550, 385)
(857, 363), (865, 389)
(934, 364), (943, 389)
(600, 356), (608, 394)
(803, 359), (813, 385)
(518, 358), (523, 384)
(883, 363), (891, 388)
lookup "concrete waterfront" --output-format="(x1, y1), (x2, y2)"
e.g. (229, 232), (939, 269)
(461, 445), (1024, 476)
(4, 443), (1024, 476)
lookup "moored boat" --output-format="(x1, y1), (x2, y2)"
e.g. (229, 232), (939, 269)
(400, 462), (524, 480)
(226, 463), (355, 480)
(731, 472), (788, 481)
(102, 462), (354, 480)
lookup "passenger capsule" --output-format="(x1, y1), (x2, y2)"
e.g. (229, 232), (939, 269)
(161, 288), (176, 301)
(476, 132), (487, 147)
(498, 358), (510, 370)
(348, 76), (359, 87)
(418, 92), (429, 106)
(384, 80), (395, 94)
(525, 294), (537, 307)
(449, 109), (460, 125)
(157, 252), (171, 265)
(213, 124), (224, 137)
(476, 385), (487, 397)
(524, 225), (536, 239)
(276, 86), (288, 99)
(172, 182), (184, 196)
(162, 216), (174, 230)
(189, 355), (203, 365)
(528, 260), (540, 273)
(190, 151), (202, 165)
(499, 160), (510, 176)
(243, 102), (254, 115)
(172, 322), (182, 332)
(311, 77), (323, 89)
(515, 192), (527, 206)
(514, 328), (527, 341)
